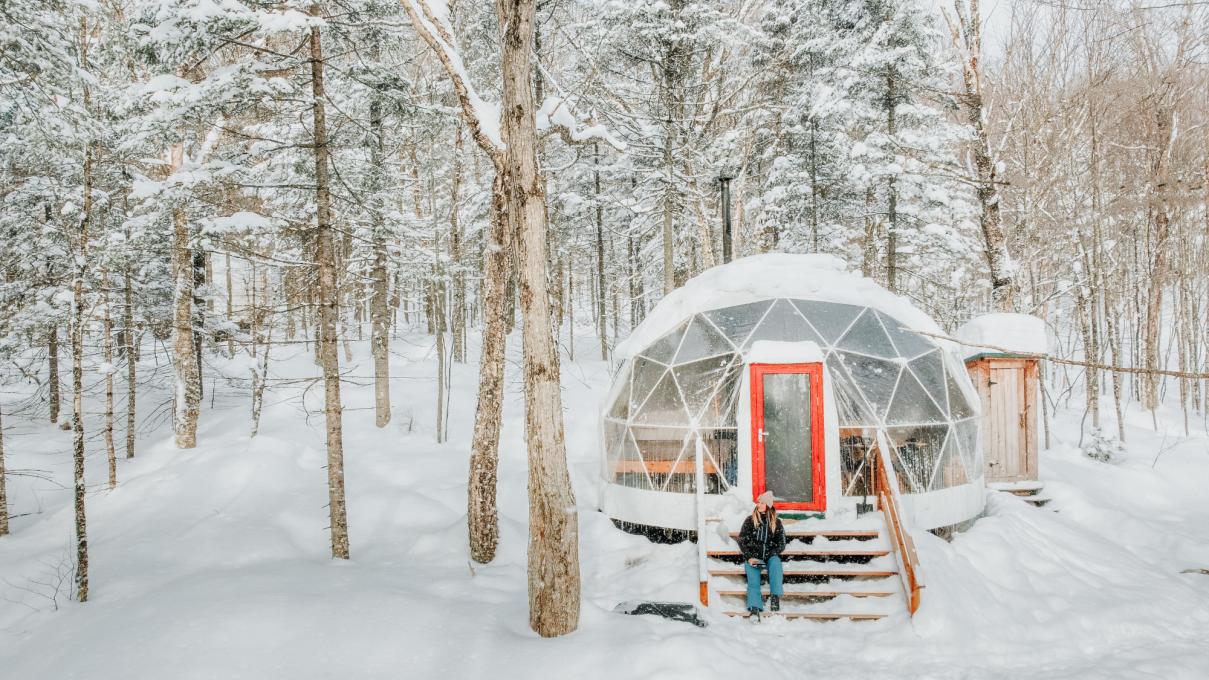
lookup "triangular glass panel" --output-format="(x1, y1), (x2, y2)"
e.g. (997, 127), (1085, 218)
(674, 315), (735, 364)
(887, 365), (946, 425)
(673, 354), (737, 424)
(748, 299), (825, 348)
(791, 300), (863, 344)
(953, 418), (981, 479)
(876, 311), (936, 359)
(837, 309), (899, 358)
(928, 429), (969, 490)
(907, 350), (948, 416)
(886, 424), (947, 494)
(946, 370), (977, 420)
(837, 351), (902, 421)
(603, 418), (627, 468)
(703, 301), (772, 350)
(611, 428), (652, 490)
(697, 358), (743, 428)
(628, 357), (667, 416)
(640, 320), (687, 364)
(606, 362), (632, 420)
(632, 370), (690, 426)
(826, 355), (877, 426)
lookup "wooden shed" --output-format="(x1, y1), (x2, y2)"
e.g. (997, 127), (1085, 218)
(954, 313), (1047, 487)
(964, 354), (1039, 483)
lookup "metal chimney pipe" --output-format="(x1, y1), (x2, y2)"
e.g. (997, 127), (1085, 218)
(719, 172), (734, 263)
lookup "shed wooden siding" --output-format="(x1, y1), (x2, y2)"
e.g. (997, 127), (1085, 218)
(966, 357), (1038, 483)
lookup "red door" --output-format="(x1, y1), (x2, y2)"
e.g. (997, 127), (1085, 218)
(750, 363), (826, 512)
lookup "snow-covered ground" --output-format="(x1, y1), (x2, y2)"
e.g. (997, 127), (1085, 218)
(2, 331), (1208, 679)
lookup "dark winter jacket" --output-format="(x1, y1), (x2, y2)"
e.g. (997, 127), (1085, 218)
(737, 511), (786, 563)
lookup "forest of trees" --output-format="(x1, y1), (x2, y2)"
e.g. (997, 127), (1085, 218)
(1, 0), (1206, 637)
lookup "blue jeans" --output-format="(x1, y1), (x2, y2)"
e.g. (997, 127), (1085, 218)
(743, 555), (784, 611)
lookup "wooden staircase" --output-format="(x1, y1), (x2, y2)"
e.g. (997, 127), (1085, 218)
(699, 437), (924, 622)
(703, 515), (907, 621)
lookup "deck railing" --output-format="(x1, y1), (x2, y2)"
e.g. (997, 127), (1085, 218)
(873, 433), (924, 615)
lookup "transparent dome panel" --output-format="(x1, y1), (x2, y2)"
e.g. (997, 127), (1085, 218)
(876, 311), (935, 359)
(703, 300), (772, 349)
(641, 319), (687, 364)
(837, 308), (900, 358)
(612, 428), (652, 490)
(826, 356), (878, 426)
(628, 357), (667, 416)
(906, 350), (949, 415)
(749, 299), (824, 347)
(674, 315), (735, 364)
(887, 368), (946, 424)
(929, 430), (969, 490)
(886, 424), (948, 493)
(632, 371), (690, 425)
(790, 300), (863, 343)
(837, 351), (902, 420)
(953, 417), (981, 478)
(673, 354), (737, 423)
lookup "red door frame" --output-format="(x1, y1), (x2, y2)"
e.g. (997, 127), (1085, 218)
(750, 363), (826, 512)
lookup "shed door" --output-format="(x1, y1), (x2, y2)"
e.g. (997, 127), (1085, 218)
(984, 360), (1034, 481)
(750, 363), (825, 511)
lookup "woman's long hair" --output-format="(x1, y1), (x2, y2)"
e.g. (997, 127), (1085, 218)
(751, 504), (779, 530)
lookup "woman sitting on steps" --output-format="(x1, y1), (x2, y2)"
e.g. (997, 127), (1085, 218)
(738, 491), (786, 620)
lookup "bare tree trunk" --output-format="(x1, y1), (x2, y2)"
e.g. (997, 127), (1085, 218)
(467, 174), (510, 564)
(594, 144), (607, 361)
(48, 327), (61, 425)
(224, 253), (235, 357)
(0, 404), (8, 537)
(369, 47), (392, 429)
(102, 275), (117, 489)
(947, 0), (1017, 311)
(451, 126), (467, 364)
(884, 68), (899, 293)
(171, 195), (201, 448)
(124, 268), (136, 458)
(498, 0), (579, 637)
(309, 4), (349, 560)
(661, 133), (676, 295)
(72, 135), (93, 603)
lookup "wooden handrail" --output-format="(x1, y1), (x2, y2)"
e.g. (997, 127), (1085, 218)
(872, 438), (924, 616)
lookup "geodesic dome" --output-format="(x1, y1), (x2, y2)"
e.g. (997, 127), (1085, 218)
(601, 254), (985, 531)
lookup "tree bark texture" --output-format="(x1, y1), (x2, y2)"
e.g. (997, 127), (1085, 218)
(467, 172), (510, 564)
(72, 138), (93, 603)
(498, 0), (581, 637)
(48, 328), (60, 424)
(170, 165), (201, 449)
(369, 50), (392, 429)
(309, 5), (350, 560)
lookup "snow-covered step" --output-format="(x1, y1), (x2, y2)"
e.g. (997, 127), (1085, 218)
(715, 589), (895, 600)
(725, 529), (880, 542)
(706, 548), (890, 562)
(708, 567), (897, 581)
(723, 611), (886, 621)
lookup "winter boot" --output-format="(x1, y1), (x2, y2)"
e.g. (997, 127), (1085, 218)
(748, 607), (761, 622)
(770, 595), (780, 612)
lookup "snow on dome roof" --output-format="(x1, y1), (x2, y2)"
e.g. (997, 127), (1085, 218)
(616, 254), (948, 359)
(955, 313), (1047, 358)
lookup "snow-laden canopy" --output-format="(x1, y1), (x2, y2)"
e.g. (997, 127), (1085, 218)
(603, 254), (982, 506)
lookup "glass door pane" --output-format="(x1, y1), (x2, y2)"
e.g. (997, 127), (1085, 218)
(762, 372), (813, 502)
